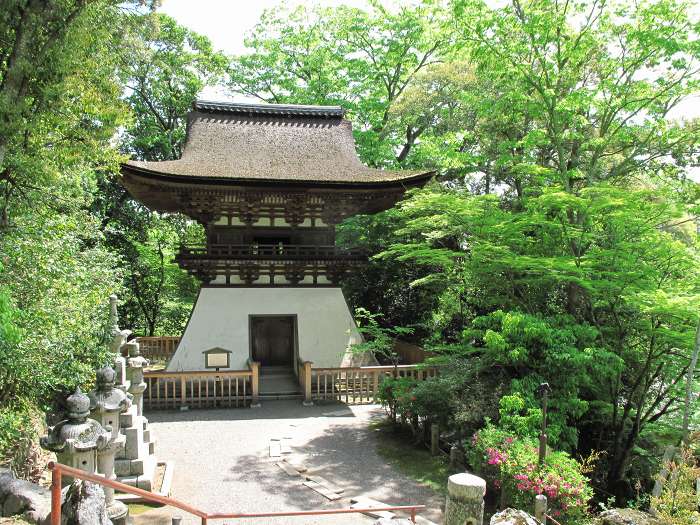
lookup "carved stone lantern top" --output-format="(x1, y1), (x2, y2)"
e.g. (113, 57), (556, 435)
(125, 342), (148, 368)
(89, 366), (132, 414)
(40, 388), (112, 453)
(109, 295), (132, 354)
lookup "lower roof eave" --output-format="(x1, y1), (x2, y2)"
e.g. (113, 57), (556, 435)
(120, 163), (435, 191)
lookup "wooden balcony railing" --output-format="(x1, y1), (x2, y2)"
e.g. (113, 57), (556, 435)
(135, 336), (180, 363)
(178, 243), (366, 260)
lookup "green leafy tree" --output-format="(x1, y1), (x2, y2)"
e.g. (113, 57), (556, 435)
(228, 1), (454, 167)
(97, 13), (223, 335)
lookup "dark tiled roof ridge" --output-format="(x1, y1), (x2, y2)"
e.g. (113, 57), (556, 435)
(194, 100), (345, 119)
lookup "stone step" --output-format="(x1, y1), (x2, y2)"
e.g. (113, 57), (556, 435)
(117, 455), (158, 492)
(259, 393), (303, 401)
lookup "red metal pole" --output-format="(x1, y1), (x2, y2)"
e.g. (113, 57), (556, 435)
(411, 507), (416, 523)
(201, 517), (207, 525)
(51, 464), (61, 525)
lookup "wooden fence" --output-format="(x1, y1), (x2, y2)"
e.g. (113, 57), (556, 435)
(141, 352), (435, 410)
(135, 336), (180, 363)
(143, 369), (254, 409)
(307, 365), (437, 404)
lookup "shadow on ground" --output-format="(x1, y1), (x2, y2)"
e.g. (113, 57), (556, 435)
(138, 401), (444, 524)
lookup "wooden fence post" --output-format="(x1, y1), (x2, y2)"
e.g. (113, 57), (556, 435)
(302, 361), (313, 406)
(248, 360), (261, 408)
(431, 423), (440, 456)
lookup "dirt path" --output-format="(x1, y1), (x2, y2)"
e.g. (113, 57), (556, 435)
(133, 401), (444, 524)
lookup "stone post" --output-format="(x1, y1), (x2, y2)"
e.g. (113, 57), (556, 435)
(125, 341), (148, 416)
(449, 444), (465, 472)
(535, 494), (547, 524)
(302, 361), (313, 406)
(444, 473), (486, 525)
(40, 388), (112, 487)
(89, 366), (132, 525)
(108, 295), (132, 392)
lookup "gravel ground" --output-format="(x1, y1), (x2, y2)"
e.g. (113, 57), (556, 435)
(133, 401), (444, 525)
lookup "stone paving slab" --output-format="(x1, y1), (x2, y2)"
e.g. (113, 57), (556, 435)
(134, 401), (444, 524)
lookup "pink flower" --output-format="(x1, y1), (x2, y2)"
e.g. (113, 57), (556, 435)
(486, 448), (507, 465)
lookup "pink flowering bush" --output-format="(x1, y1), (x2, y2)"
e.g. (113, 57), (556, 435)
(468, 425), (593, 523)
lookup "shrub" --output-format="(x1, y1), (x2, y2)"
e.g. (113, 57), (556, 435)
(651, 447), (700, 525)
(468, 424), (593, 523)
(377, 376), (417, 423)
(409, 377), (456, 427)
(0, 402), (45, 481)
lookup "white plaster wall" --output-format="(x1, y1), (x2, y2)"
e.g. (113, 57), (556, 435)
(166, 287), (364, 372)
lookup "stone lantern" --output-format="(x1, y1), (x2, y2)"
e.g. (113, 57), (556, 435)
(40, 388), (111, 487)
(89, 366), (132, 525)
(108, 295), (132, 392)
(125, 341), (148, 416)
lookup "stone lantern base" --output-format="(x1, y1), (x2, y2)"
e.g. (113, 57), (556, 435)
(114, 404), (157, 490)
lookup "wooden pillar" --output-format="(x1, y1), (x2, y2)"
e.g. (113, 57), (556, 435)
(302, 361), (313, 406)
(248, 360), (261, 408)
(51, 465), (61, 525)
(431, 423), (440, 456)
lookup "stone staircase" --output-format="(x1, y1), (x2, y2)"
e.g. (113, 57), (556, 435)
(259, 367), (303, 400)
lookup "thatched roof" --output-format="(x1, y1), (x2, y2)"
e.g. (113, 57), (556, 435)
(121, 100), (433, 187)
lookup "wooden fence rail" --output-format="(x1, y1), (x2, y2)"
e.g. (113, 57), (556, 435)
(135, 336), (180, 363)
(143, 369), (253, 409)
(310, 365), (437, 404)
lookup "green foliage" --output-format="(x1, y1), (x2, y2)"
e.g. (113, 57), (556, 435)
(376, 376), (417, 423)
(98, 11), (222, 336)
(352, 308), (414, 366)
(651, 447), (700, 525)
(407, 377), (456, 427)
(121, 13), (227, 161)
(228, 1), (453, 167)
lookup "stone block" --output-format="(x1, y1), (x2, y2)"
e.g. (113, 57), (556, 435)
(126, 457), (150, 476)
(123, 426), (147, 460)
(114, 459), (132, 477)
(0, 468), (51, 523)
(489, 509), (538, 525)
(598, 509), (662, 525)
(119, 407), (136, 429)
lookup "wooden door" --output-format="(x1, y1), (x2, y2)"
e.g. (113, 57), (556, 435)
(250, 316), (295, 367)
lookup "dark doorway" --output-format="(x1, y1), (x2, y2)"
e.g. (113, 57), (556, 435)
(250, 315), (296, 367)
